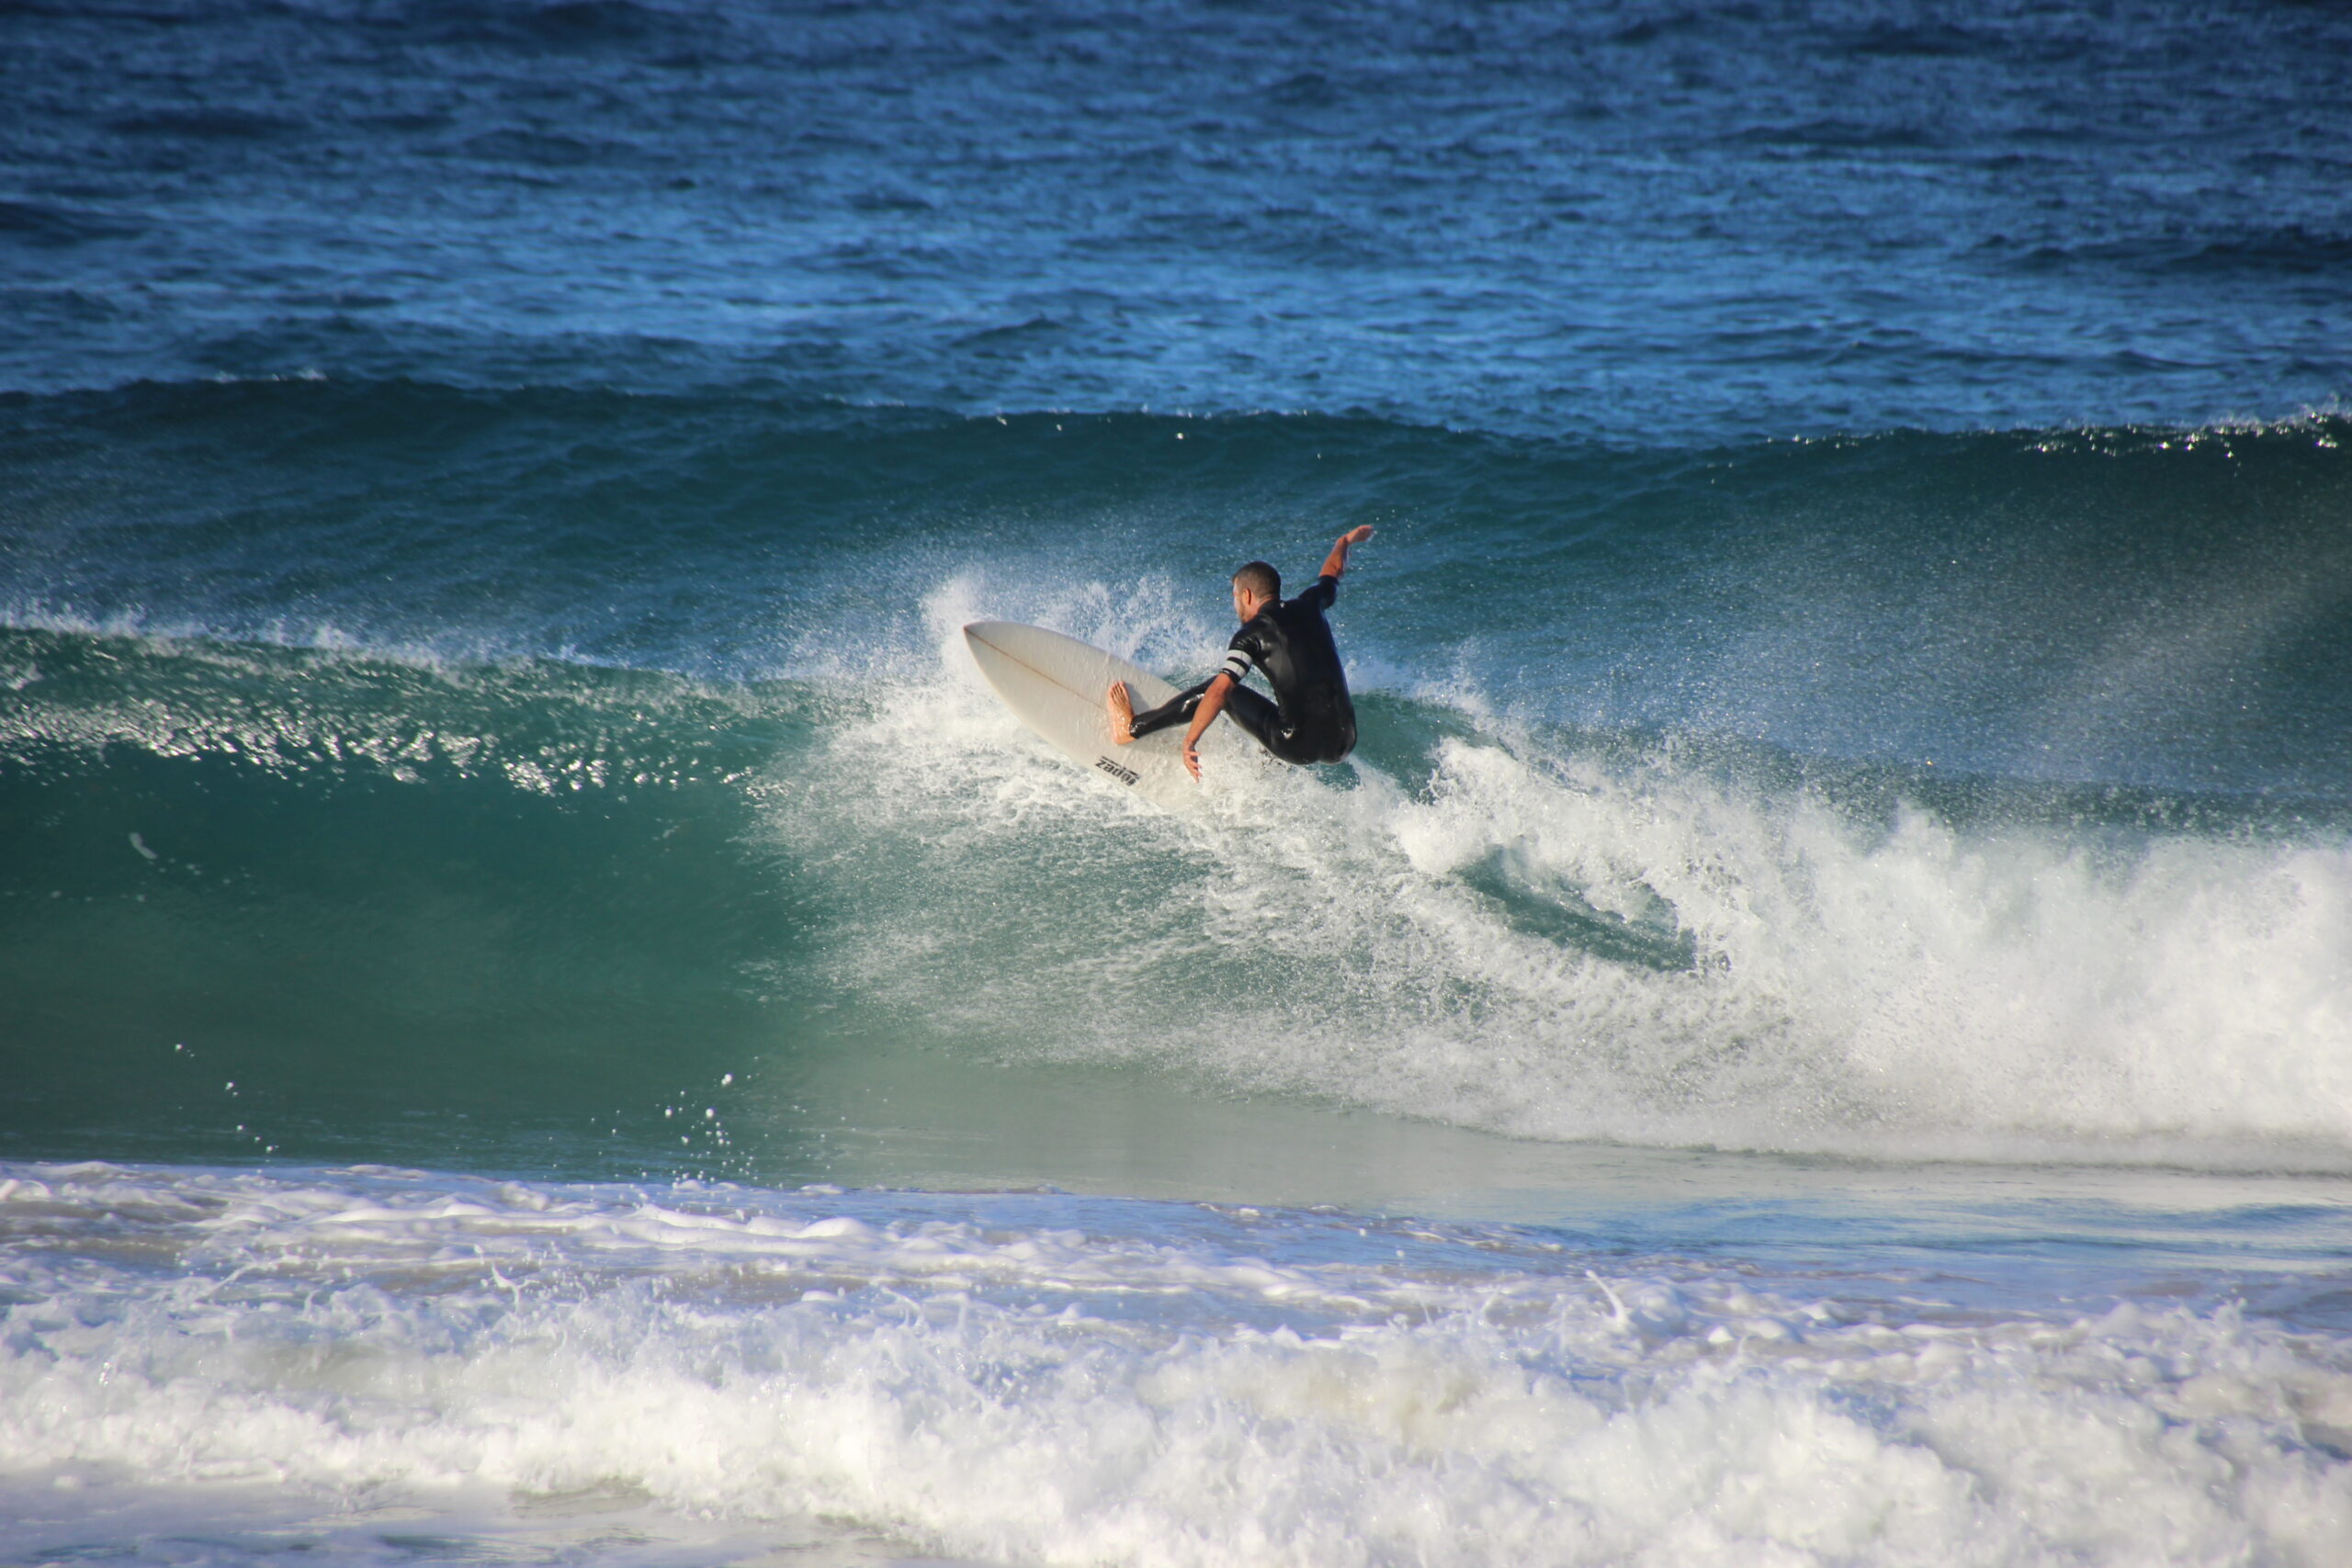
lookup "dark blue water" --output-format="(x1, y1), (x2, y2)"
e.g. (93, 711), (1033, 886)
(4, 4), (2351, 1564)
(7, 0), (2349, 436)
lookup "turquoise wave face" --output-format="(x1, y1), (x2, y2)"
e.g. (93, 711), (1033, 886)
(6, 388), (2349, 1180)
(0, 630), (810, 1172)
(6, 384), (2350, 1184)
(6, 607), (2349, 1182)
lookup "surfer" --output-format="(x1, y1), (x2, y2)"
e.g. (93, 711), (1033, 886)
(1108, 525), (1374, 779)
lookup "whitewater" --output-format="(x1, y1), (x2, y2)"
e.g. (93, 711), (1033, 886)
(6, 1), (2352, 1564)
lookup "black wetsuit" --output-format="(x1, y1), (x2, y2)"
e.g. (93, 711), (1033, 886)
(1128, 574), (1358, 764)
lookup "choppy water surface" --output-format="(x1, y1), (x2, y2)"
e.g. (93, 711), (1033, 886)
(4, 2), (2350, 1564)
(6, 0), (2349, 437)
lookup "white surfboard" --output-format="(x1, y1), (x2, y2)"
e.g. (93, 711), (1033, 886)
(964, 621), (1205, 810)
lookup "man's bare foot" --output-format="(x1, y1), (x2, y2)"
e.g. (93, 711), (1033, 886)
(1105, 680), (1135, 743)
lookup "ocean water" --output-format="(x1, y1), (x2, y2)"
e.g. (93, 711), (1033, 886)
(5, 2), (2352, 1564)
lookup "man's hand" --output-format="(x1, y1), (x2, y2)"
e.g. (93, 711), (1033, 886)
(1321, 525), (1374, 581)
(1182, 742), (1202, 781)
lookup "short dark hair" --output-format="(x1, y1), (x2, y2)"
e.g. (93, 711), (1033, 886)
(1232, 560), (1281, 601)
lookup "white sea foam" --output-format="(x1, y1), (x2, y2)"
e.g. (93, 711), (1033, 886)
(3, 1165), (2347, 1568)
(761, 580), (2352, 1170)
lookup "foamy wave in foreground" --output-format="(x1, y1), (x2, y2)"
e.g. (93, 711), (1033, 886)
(3, 1165), (2347, 1568)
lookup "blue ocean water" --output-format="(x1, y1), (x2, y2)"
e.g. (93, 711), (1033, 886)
(4, 3), (2351, 1564)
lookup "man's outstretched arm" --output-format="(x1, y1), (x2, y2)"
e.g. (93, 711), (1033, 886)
(1319, 525), (1375, 581)
(1181, 672), (1235, 780)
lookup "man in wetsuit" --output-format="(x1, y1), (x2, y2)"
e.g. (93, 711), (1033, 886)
(1107, 525), (1374, 780)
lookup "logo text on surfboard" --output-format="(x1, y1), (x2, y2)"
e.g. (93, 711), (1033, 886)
(1094, 756), (1140, 785)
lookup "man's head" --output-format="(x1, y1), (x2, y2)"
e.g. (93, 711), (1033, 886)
(1231, 560), (1280, 621)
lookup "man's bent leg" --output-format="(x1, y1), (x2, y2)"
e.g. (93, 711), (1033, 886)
(1125, 680), (1211, 740)
(1218, 686), (1342, 764)
(1131, 682), (1306, 762)
(1213, 684), (1290, 756)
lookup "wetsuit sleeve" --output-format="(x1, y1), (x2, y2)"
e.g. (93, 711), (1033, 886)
(1217, 624), (1262, 684)
(1299, 574), (1338, 611)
